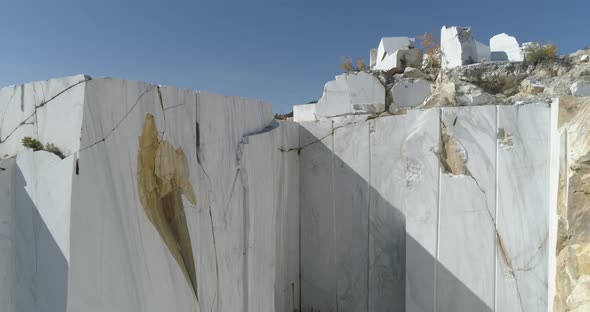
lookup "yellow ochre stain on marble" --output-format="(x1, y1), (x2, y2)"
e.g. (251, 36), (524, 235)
(137, 113), (199, 301)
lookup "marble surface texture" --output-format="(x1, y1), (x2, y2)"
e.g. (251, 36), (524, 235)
(0, 76), (300, 312)
(300, 104), (559, 312)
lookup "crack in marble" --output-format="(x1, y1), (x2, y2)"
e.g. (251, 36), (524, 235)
(0, 77), (91, 143)
(77, 84), (156, 154)
(439, 112), (527, 312)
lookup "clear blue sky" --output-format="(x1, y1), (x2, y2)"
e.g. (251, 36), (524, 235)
(1, 1), (588, 113)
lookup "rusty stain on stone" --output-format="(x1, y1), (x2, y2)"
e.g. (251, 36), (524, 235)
(137, 113), (198, 299)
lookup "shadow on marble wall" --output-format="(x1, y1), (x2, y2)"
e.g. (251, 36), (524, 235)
(14, 166), (68, 312)
(300, 126), (492, 312)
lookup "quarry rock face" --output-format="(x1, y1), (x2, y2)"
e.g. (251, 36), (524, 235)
(2, 25), (590, 312)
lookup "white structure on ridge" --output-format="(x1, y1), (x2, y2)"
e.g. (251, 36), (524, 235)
(441, 25), (491, 69)
(490, 33), (524, 62)
(372, 37), (423, 72)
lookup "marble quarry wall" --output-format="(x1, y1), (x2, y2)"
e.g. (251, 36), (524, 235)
(2, 59), (588, 311)
(0, 76), (300, 312)
(299, 104), (560, 312)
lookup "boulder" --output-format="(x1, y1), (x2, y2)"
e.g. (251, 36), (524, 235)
(490, 33), (524, 62)
(388, 79), (431, 111)
(571, 81), (590, 97)
(581, 55), (590, 63)
(520, 78), (546, 95)
(315, 72), (385, 118)
(403, 67), (430, 80)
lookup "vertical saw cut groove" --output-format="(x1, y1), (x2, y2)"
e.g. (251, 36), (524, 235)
(137, 113), (199, 301)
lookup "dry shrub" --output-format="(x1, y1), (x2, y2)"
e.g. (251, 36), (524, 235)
(524, 43), (558, 64)
(418, 33), (441, 68)
(340, 56), (369, 73)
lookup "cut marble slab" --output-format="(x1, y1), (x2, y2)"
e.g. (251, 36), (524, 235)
(240, 127), (278, 312)
(437, 106), (497, 312)
(496, 104), (552, 312)
(272, 121), (301, 312)
(299, 120), (337, 311)
(405, 108), (441, 312)
(369, 115), (408, 311)
(333, 121), (370, 311)
(0, 158), (15, 312)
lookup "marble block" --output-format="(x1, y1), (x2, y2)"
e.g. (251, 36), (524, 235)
(405, 108), (441, 312)
(373, 49), (423, 73)
(293, 103), (316, 122)
(437, 106), (497, 311)
(238, 120), (301, 312)
(441, 26), (478, 69)
(389, 79), (431, 111)
(369, 115), (407, 311)
(376, 37), (415, 66)
(475, 40), (491, 61)
(315, 72), (385, 118)
(490, 33), (524, 62)
(333, 122), (370, 311)
(299, 120), (337, 311)
(0, 76), (300, 312)
(570, 81), (590, 97)
(496, 104), (554, 312)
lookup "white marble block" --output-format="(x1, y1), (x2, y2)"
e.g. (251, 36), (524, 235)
(293, 103), (317, 122)
(369, 115), (407, 310)
(441, 26), (478, 69)
(373, 48), (423, 72)
(376, 37), (415, 65)
(315, 72), (385, 118)
(571, 81), (590, 96)
(475, 40), (491, 61)
(299, 120), (337, 311)
(389, 79), (431, 111)
(490, 33), (524, 62)
(437, 106), (497, 311)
